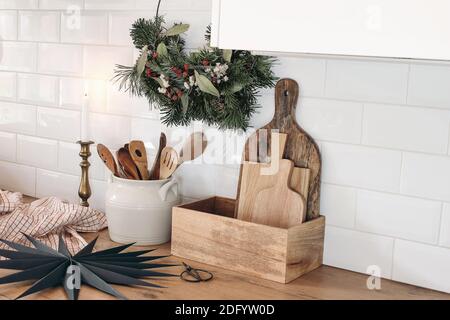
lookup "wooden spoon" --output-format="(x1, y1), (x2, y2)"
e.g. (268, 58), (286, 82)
(179, 132), (207, 165)
(149, 133), (166, 180)
(159, 146), (179, 179)
(117, 147), (141, 180)
(97, 144), (120, 177)
(129, 140), (150, 180)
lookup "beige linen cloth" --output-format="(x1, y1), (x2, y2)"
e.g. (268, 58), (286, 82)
(0, 190), (107, 254)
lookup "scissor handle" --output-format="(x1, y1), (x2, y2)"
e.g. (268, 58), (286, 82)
(180, 262), (213, 282)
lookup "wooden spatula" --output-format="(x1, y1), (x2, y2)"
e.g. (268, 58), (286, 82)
(129, 140), (150, 180)
(97, 144), (120, 177)
(117, 147), (141, 180)
(149, 133), (166, 180)
(179, 132), (207, 165)
(159, 146), (179, 179)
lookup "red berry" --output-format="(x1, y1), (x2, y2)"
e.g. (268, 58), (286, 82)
(177, 90), (183, 97)
(202, 59), (209, 66)
(172, 95), (178, 101)
(183, 71), (188, 78)
(184, 63), (189, 71)
(145, 68), (152, 77)
(152, 52), (158, 59)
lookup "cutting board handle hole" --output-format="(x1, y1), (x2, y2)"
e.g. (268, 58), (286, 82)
(284, 90), (289, 96)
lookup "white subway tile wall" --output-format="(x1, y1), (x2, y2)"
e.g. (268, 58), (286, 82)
(0, 0), (450, 293)
(439, 204), (450, 248)
(17, 134), (58, 170)
(0, 131), (16, 161)
(18, 11), (60, 42)
(17, 73), (59, 105)
(0, 72), (16, 100)
(0, 10), (17, 40)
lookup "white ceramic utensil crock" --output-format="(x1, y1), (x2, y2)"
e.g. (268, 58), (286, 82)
(105, 175), (180, 245)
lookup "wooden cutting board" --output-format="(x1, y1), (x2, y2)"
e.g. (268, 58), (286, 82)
(252, 160), (306, 228)
(237, 133), (309, 226)
(236, 78), (321, 220)
(236, 133), (287, 222)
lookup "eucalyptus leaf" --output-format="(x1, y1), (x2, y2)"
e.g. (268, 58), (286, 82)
(156, 42), (168, 57)
(222, 49), (232, 63)
(194, 70), (220, 97)
(136, 45), (148, 76)
(229, 83), (245, 93)
(164, 24), (190, 36)
(181, 94), (189, 114)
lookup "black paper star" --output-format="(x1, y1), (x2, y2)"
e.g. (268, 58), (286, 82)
(0, 234), (176, 300)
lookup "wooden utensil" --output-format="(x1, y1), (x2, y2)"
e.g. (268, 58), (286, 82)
(179, 132), (207, 165)
(149, 133), (166, 180)
(129, 140), (150, 180)
(117, 147), (141, 180)
(237, 78), (321, 220)
(159, 146), (179, 179)
(97, 144), (120, 177)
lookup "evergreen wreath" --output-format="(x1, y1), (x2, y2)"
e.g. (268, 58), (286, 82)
(114, 0), (277, 131)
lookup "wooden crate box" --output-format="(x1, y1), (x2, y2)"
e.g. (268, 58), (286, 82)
(171, 197), (325, 283)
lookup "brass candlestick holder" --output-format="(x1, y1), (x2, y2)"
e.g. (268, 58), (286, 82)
(77, 141), (94, 207)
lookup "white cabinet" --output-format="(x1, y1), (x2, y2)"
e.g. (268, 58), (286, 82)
(210, 0), (450, 61)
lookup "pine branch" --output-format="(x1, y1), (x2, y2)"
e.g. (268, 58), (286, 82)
(113, 64), (143, 97)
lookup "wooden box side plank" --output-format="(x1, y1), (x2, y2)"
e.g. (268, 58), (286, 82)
(285, 216), (325, 283)
(171, 205), (289, 282)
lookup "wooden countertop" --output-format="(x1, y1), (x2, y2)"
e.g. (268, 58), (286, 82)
(0, 196), (447, 300)
(0, 229), (448, 300)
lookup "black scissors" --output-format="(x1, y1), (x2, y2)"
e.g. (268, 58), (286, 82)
(180, 262), (213, 282)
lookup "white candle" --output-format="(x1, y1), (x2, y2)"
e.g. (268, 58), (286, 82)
(81, 89), (89, 142)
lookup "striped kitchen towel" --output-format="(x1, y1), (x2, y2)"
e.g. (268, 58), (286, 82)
(0, 190), (107, 254)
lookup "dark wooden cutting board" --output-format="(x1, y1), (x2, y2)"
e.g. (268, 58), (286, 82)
(235, 78), (322, 220)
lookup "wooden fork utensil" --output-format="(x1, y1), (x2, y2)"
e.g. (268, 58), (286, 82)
(129, 140), (150, 180)
(159, 146), (179, 179)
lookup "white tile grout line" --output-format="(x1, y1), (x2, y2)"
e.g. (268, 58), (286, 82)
(404, 63), (412, 105)
(352, 188), (358, 229)
(359, 103), (365, 144)
(322, 59), (328, 97)
(15, 9), (19, 41)
(33, 163), (37, 197)
(436, 202), (444, 245)
(447, 120), (450, 155)
(390, 238), (396, 279)
(398, 151), (404, 194)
